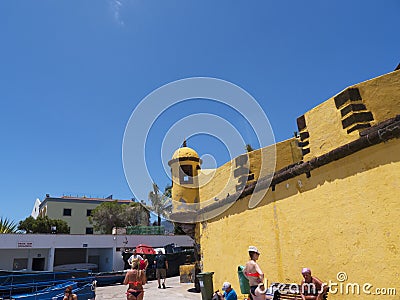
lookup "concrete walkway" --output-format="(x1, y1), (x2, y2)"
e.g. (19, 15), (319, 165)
(96, 276), (202, 300)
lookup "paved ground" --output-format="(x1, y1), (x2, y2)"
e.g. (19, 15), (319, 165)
(96, 276), (202, 300)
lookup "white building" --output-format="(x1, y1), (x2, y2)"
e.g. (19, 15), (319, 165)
(36, 194), (146, 234)
(0, 233), (193, 272)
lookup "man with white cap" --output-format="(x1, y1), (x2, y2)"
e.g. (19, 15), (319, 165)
(243, 246), (265, 300)
(216, 282), (237, 300)
(214, 282), (237, 300)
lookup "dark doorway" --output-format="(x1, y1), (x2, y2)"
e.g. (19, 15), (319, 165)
(32, 258), (45, 271)
(88, 256), (100, 272)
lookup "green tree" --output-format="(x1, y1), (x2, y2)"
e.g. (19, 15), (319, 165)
(0, 217), (19, 233)
(18, 216), (70, 234)
(51, 219), (70, 233)
(89, 201), (149, 234)
(120, 202), (150, 227)
(89, 201), (125, 234)
(18, 216), (35, 233)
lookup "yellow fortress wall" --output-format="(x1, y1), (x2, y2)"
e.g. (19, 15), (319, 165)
(200, 139), (399, 299)
(198, 138), (303, 204)
(170, 69), (400, 299)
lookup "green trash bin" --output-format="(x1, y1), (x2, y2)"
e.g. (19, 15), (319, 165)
(196, 272), (214, 300)
(238, 265), (250, 294)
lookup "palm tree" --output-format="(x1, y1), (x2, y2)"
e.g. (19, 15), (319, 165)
(148, 183), (162, 226)
(0, 217), (19, 233)
(148, 183), (172, 226)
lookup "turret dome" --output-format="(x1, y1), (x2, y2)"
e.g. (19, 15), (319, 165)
(172, 147), (199, 160)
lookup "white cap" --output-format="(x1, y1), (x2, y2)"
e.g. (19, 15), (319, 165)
(222, 282), (231, 291)
(248, 246), (260, 254)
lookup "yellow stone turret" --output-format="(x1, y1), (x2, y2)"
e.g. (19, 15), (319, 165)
(168, 142), (201, 207)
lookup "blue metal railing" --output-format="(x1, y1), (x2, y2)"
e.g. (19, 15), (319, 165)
(0, 270), (95, 299)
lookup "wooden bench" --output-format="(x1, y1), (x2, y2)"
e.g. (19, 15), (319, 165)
(269, 283), (329, 300)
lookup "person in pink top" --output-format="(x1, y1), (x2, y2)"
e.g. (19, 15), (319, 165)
(139, 254), (148, 283)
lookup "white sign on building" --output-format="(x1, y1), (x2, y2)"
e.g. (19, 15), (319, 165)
(17, 242), (33, 248)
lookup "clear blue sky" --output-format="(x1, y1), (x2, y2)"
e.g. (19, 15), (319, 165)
(0, 1), (398, 223)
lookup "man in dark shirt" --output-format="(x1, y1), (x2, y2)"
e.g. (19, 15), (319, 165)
(154, 250), (168, 289)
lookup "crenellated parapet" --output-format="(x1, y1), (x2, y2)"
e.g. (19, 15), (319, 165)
(296, 69), (400, 159)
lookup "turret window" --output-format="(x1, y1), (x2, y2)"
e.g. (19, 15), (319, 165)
(180, 165), (193, 184)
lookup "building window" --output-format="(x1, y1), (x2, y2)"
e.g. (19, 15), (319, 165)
(63, 208), (72, 216)
(13, 258), (28, 270)
(86, 209), (92, 217)
(179, 165), (193, 184)
(86, 227), (94, 234)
